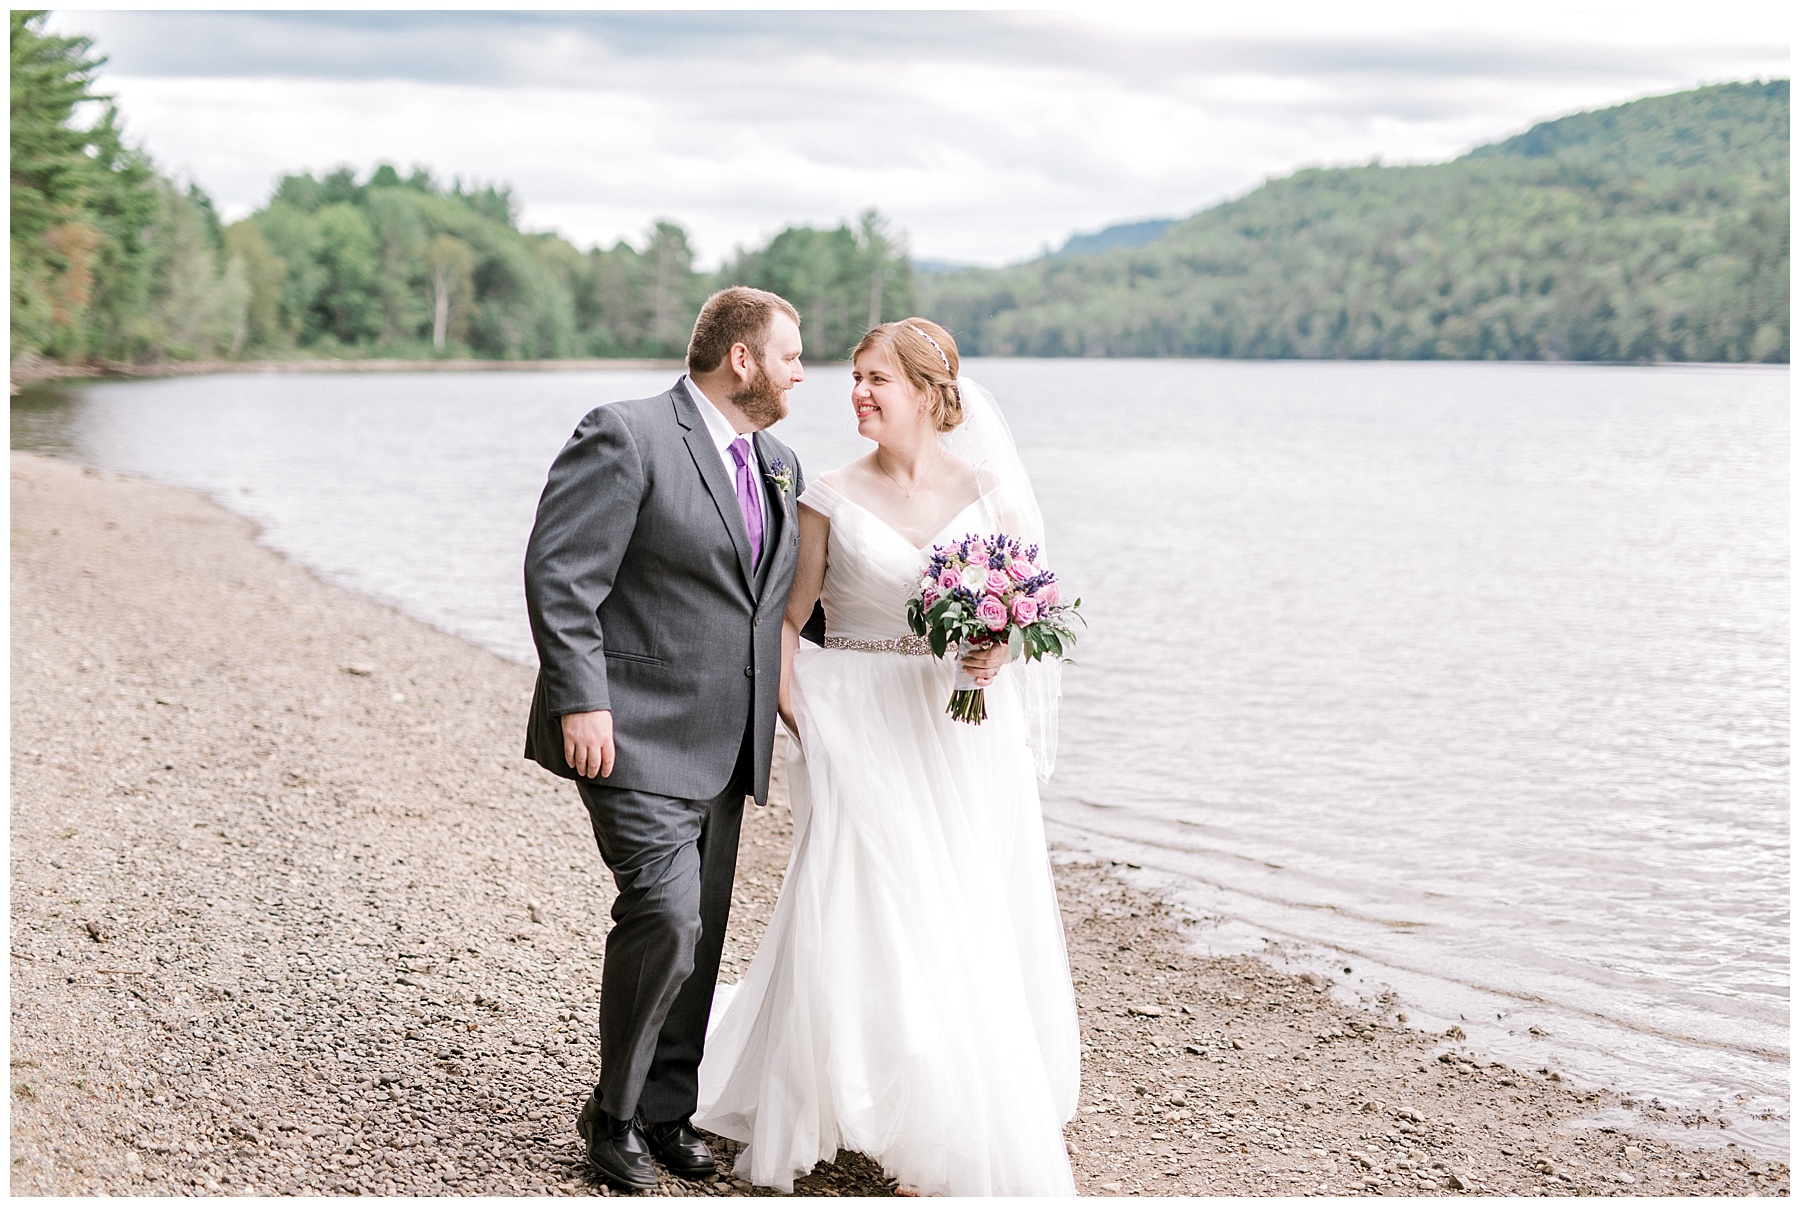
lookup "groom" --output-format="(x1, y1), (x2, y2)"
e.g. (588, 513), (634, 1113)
(523, 286), (807, 1190)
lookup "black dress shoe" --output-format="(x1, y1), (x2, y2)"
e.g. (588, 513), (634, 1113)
(576, 1094), (659, 1191)
(639, 1116), (717, 1178)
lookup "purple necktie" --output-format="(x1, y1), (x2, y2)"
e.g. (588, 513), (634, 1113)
(729, 436), (763, 570)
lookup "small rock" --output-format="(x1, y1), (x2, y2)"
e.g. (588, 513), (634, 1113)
(1229, 1038), (1245, 1050)
(84, 920), (110, 942)
(1126, 1004), (1162, 1018)
(342, 663), (378, 676)
(1444, 1025), (1466, 1040)
(1099, 1182), (1123, 1193)
(1444, 1169), (1467, 1190)
(528, 901), (547, 925)
(1183, 1044), (1204, 1055)
(1299, 972), (1321, 987)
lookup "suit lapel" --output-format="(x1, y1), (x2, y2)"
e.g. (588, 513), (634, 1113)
(753, 431), (786, 546)
(672, 388), (756, 595)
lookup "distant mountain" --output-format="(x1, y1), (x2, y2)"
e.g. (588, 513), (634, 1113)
(1054, 219), (1176, 258)
(922, 80), (1788, 363)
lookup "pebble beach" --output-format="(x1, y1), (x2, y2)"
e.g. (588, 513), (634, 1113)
(10, 450), (1788, 1197)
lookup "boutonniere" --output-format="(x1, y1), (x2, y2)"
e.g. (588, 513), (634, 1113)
(765, 458), (794, 497)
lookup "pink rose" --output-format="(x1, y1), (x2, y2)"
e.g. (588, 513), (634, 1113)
(1006, 557), (1033, 582)
(1037, 578), (1060, 606)
(938, 568), (961, 592)
(1011, 596), (1039, 625)
(976, 596), (1008, 631)
(984, 569), (1011, 596)
(922, 584), (941, 608)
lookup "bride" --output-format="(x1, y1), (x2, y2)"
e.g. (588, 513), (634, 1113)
(693, 319), (1080, 1196)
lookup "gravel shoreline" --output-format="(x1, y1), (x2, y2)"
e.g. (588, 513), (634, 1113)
(10, 451), (1787, 1197)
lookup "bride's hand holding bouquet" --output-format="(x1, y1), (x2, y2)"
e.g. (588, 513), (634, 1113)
(907, 532), (1081, 723)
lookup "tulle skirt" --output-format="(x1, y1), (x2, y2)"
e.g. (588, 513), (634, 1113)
(694, 644), (1080, 1196)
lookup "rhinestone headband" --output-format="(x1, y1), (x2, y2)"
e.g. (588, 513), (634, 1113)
(909, 325), (951, 374)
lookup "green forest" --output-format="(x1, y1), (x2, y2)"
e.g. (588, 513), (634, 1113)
(9, 11), (910, 369)
(10, 10), (1789, 370)
(921, 80), (1789, 363)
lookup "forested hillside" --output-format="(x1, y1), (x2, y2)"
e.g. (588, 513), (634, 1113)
(10, 12), (248, 366)
(922, 81), (1789, 362)
(221, 172), (909, 361)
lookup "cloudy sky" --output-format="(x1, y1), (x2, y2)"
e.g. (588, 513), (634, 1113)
(46, 4), (1789, 267)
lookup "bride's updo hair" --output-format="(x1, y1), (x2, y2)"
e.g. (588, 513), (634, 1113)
(852, 318), (963, 432)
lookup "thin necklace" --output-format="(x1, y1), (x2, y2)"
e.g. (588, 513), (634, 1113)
(873, 450), (939, 498)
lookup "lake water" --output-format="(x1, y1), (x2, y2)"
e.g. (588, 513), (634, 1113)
(13, 359), (1788, 1155)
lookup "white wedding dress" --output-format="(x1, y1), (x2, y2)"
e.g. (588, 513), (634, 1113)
(693, 470), (1081, 1196)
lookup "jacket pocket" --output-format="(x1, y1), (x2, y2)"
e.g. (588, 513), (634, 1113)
(603, 649), (664, 667)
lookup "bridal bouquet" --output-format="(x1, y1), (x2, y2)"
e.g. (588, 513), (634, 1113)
(907, 533), (1081, 724)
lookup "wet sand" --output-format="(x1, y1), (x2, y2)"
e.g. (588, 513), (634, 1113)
(10, 450), (1786, 1197)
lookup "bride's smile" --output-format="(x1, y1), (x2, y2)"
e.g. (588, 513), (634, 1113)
(849, 354), (925, 441)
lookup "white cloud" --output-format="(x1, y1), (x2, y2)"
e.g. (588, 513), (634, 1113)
(46, 8), (1789, 267)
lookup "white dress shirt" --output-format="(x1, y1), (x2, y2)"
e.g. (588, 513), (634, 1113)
(683, 375), (765, 536)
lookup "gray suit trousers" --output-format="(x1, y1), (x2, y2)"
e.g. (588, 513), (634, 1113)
(579, 761), (745, 1124)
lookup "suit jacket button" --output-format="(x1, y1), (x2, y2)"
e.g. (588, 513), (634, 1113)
(745, 666), (755, 677)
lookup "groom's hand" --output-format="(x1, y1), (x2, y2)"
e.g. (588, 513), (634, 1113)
(561, 710), (615, 779)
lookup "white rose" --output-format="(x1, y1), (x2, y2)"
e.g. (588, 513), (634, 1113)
(959, 565), (988, 593)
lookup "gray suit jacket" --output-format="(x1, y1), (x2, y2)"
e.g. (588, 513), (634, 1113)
(522, 382), (804, 805)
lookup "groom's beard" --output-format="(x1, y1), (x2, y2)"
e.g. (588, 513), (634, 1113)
(730, 360), (789, 430)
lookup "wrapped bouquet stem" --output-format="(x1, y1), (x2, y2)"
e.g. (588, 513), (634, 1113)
(907, 532), (1082, 725)
(949, 645), (989, 724)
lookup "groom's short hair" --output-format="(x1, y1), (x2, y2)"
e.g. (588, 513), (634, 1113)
(687, 287), (801, 375)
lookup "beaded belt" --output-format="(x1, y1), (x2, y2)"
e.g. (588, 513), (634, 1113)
(823, 634), (934, 656)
